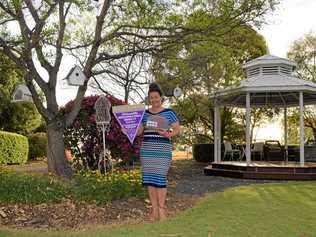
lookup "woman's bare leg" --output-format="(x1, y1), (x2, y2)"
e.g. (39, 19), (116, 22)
(148, 186), (159, 220)
(157, 187), (167, 221)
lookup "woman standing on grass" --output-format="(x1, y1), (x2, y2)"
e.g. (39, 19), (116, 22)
(137, 82), (181, 221)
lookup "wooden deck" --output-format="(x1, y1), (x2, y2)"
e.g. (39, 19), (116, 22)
(204, 161), (316, 180)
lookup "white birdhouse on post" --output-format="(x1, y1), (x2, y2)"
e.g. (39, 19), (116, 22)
(11, 85), (32, 102)
(65, 65), (86, 86)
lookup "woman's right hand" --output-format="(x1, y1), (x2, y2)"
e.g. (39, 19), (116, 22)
(137, 124), (144, 136)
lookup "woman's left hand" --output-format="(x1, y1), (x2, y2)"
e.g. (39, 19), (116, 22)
(156, 128), (173, 139)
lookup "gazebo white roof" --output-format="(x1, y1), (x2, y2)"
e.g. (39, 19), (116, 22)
(243, 54), (297, 68)
(213, 54), (316, 107)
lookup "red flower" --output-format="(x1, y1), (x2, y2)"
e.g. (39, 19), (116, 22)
(88, 114), (96, 124)
(107, 133), (114, 140)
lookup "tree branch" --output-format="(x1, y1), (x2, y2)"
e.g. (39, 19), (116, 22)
(25, 0), (40, 22)
(53, 1), (71, 72)
(84, 0), (112, 77)
(15, 7), (31, 45)
(24, 72), (54, 121)
(95, 46), (160, 64)
(0, 37), (23, 67)
(66, 1), (114, 125)
(0, 2), (16, 18)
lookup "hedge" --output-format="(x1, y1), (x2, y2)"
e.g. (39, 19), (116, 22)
(28, 132), (47, 160)
(0, 131), (29, 164)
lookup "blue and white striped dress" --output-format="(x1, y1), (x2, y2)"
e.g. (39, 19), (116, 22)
(140, 108), (179, 188)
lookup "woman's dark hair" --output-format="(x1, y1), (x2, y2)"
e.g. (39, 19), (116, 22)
(148, 82), (163, 97)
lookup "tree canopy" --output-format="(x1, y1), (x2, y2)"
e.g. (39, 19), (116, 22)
(288, 33), (316, 82)
(151, 15), (269, 144)
(287, 33), (316, 142)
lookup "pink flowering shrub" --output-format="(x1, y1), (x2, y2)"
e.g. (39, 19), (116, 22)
(61, 95), (142, 170)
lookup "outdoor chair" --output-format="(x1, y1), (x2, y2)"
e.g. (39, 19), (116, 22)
(223, 141), (241, 161)
(304, 140), (316, 162)
(251, 142), (264, 161)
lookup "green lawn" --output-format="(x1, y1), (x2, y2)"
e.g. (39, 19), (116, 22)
(1, 181), (316, 237)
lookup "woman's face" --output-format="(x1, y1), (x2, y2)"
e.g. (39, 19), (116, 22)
(149, 91), (162, 108)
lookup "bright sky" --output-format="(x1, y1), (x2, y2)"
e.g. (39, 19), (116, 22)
(255, 0), (316, 141)
(258, 0), (316, 58)
(254, 119), (283, 142)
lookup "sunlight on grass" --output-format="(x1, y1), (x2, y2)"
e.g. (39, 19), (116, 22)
(1, 182), (316, 237)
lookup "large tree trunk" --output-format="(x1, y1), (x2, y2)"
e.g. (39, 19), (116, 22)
(47, 121), (73, 179)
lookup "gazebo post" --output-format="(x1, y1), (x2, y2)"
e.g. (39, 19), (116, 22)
(214, 105), (218, 163)
(284, 107), (288, 163)
(299, 92), (305, 166)
(217, 106), (221, 162)
(214, 105), (221, 163)
(246, 92), (251, 165)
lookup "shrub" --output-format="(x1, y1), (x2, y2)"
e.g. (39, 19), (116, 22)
(0, 131), (28, 164)
(62, 95), (142, 170)
(0, 169), (144, 204)
(28, 132), (47, 160)
(73, 169), (145, 203)
(0, 101), (42, 136)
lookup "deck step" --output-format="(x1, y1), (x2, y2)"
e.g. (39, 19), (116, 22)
(204, 168), (244, 178)
(204, 167), (316, 180)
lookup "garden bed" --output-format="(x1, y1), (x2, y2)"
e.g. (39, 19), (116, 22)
(0, 157), (199, 230)
(0, 155), (279, 230)
(0, 192), (196, 230)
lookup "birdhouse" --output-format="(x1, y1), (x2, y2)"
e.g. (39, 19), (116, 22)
(173, 86), (182, 98)
(65, 65), (86, 86)
(94, 96), (112, 126)
(11, 84), (32, 102)
(163, 86), (182, 98)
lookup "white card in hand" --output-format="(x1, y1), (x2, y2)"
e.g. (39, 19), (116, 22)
(146, 115), (169, 130)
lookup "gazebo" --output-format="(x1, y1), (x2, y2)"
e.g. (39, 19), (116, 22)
(206, 55), (316, 180)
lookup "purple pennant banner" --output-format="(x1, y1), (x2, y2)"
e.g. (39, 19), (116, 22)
(112, 104), (145, 144)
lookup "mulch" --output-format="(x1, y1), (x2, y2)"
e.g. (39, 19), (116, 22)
(0, 193), (197, 230)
